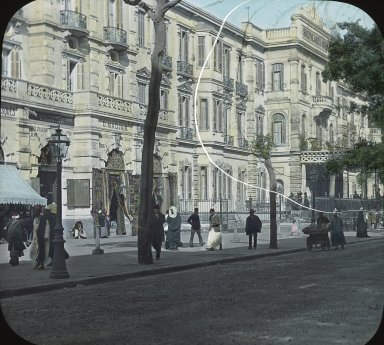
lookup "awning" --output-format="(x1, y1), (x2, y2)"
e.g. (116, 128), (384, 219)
(0, 165), (47, 206)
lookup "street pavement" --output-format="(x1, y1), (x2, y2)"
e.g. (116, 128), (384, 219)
(1, 224), (383, 299)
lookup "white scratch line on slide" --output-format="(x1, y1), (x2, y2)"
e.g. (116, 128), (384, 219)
(299, 283), (317, 289)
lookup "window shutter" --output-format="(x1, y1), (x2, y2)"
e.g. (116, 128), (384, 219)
(280, 64), (284, 90)
(11, 49), (20, 78)
(218, 101), (223, 132)
(66, 60), (72, 91)
(187, 166), (192, 199)
(185, 97), (190, 128)
(117, 0), (123, 28)
(213, 101), (217, 132)
(178, 96), (183, 127)
(117, 74), (123, 97)
(77, 62), (84, 90)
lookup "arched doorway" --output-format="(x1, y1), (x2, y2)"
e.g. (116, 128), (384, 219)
(103, 149), (128, 221)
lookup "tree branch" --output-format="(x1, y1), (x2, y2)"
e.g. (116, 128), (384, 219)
(123, 0), (156, 21)
(162, 0), (182, 15)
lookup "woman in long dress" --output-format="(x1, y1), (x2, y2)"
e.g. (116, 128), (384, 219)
(166, 206), (181, 250)
(116, 193), (130, 235)
(206, 208), (222, 250)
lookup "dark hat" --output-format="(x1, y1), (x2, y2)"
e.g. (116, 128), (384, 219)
(209, 208), (215, 212)
(250, 208), (255, 213)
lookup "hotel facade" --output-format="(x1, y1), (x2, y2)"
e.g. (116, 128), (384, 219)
(1, 0), (381, 219)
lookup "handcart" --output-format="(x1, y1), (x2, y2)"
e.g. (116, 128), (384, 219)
(302, 224), (330, 252)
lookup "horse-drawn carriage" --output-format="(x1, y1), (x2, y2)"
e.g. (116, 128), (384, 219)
(302, 224), (330, 251)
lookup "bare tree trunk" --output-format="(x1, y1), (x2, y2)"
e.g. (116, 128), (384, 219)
(137, 7), (166, 265)
(266, 158), (278, 249)
(122, 0), (189, 264)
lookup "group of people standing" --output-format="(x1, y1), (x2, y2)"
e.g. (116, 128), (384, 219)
(149, 206), (222, 260)
(5, 203), (69, 269)
(149, 206), (264, 260)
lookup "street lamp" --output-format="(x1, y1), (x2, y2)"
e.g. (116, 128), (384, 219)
(309, 171), (318, 222)
(48, 126), (70, 279)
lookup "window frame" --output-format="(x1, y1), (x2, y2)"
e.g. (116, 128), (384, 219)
(272, 113), (287, 145)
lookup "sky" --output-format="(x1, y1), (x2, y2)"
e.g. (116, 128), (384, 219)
(187, 0), (378, 31)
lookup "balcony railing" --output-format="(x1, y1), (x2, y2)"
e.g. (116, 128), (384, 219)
(236, 82), (248, 97)
(103, 26), (127, 46)
(224, 135), (234, 146)
(223, 76), (234, 90)
(238, 137), (248, 149)
(162, 55), (172, 71)
(60, 10), (87, 31)
(312, 95), (333, 110)
(177, 61), (193, 78)
(179, 127), (193, 140)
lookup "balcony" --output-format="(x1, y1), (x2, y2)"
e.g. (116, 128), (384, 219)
(223, 76), (234, 91)
(60, 10), (89, 37)
(224, 135), (234, 146)
(236, 82), (248, 97)
(179, 127), (193, 140)
(238, 137), (248, 149)
(312, 95), (333, 113)
(177, 61), (193, 79)
(162, 55), (172, 71)
(103, 26), (127, 50)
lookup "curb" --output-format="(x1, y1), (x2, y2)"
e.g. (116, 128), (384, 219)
(1, 237), (383, 299)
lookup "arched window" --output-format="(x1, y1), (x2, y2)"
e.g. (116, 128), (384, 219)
(272, 113), (286, 145)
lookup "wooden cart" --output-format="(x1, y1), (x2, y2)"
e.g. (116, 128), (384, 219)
(302, 225), (331, 252)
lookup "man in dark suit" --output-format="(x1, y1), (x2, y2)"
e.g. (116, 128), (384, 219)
(150, 205), (166, 260)
(245, 208), (262, 249)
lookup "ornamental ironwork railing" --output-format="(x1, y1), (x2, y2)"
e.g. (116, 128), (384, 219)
(236, 81), (248, 97)
(223, 76), (234, 90)
(224, 135), (234, 146)
(162, 55), (172, 71)
(60, 10), (87, 30)
(179, 127), (193, 140)
(177, 61), (193, 78)
(238, 137), (248, 149)
(103, 26), (127, 45)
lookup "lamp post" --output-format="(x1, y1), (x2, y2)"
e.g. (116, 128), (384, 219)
(309, 171), (318, 222)
(48, 126), (70, 279)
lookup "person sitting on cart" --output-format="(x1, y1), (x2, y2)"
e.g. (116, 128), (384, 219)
(317, 212), (330, 227)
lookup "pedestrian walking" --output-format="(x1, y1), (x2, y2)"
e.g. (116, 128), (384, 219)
(330, 209), (346, 249)
(290, 219), (299, 236)
(34, 207), (52, 270)
(150, 205), (166, 260)
(45, 203), (57, 266)
(166, 206), (181, 250)
(356, 207), (368, 237)
(206, 208), (222, 251)
(368, 209), (377, 230)
(187, 208), (205, 247)
(5, 212), (28, 266)
(97, 209), (108, 238)
(245, 208), (262, 249)
(164, 209), (169, 249)
(116, 194), (130, 235)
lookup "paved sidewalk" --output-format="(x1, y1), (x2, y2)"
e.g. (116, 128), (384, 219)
(1, 228), (383, 299)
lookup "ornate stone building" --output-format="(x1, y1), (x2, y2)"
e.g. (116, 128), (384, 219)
(1, 0), (381, 219)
